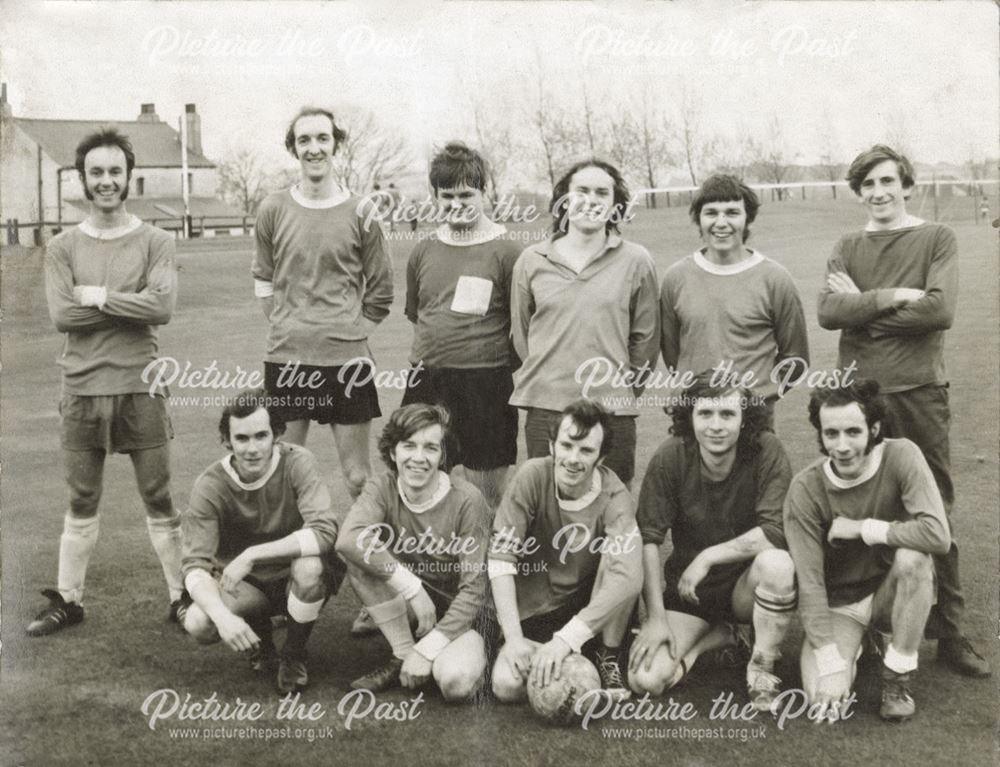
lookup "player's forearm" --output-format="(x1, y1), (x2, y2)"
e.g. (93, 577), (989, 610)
(640, 543), (666, 619)
(699, 526), (772, 568)
(102, 290), (175, 325)
(240, 529), (319, 565)
(186, 569), (236, 625)
(489, 572), (524, 641)
(816, 290), (890, 329)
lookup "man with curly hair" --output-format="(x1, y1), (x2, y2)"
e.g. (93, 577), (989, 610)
(629, 373), (796, 712)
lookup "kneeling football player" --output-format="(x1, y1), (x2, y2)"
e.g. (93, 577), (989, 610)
(182, 389), (342, 694)
(336, 404), (490, 701)
(628, 374), (796, 713)
(784, 380), (950, 722)
(489, 399), (643, 702)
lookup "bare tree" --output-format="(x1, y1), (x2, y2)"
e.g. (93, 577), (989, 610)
(580, 79), (600, 155)
(705, 126), (760, 180)
(631, 86), (673, 207)
(217, 149), (277, 215)
(675, 86), (713, 186)
(754, 115), (794, 200)
(331, 106), (412, 193)
(528, 53), (586, 186)
(468, 98), (516, 199)
(816, 115), (844, 199)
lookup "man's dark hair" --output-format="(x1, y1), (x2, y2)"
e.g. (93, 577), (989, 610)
(550, 158), (632, 238)
(845, 144), (916, 196)
(429, 141), (489, 194)
(378, 403), (452, 473)
(284, 107), (347, 157)
(807, 379), (886, 455)
(75, 128), (136, 201)
(549, 398), (614, 459)
(688, 174), (760, 243)
(667, 370), (771, 457)
(218, 388), (286, 445)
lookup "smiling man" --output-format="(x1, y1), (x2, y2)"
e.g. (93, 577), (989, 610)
(659, 175), (809, 418)
(336, 404), (490, 700)
(253, 106), (393, 504)
(784, 380), (951, 722)
(817, 145), (989, 678)
(181, 389), (342, 694)
(489, 399), (643, 703)
(29, 128), (184, 638)
(629, 373), (795, 712)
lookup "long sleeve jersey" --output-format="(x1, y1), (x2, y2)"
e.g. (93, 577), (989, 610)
(783, 438), (950, 649)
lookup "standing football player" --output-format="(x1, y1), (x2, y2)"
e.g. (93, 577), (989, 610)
(337, 404), (490, 700)
(817, 145), (989, 677)
(402, 142), (521, 509)
(510, 159), (659, 488)
(182, 389), (342, 694)
(29, 128), (184, 636)
(784, 381), (951, 721)
(628, 374), (796, 712)
(253, 106), (393, 503)
(660, 174), (809, 419)
(489, 399), (643, 701)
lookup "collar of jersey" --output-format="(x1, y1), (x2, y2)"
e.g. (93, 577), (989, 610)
(398, 471), (451, 513)
(79, 214), (143, 241)
(864, 214), (925, 233)
(222, 449), (282, 490)
(537, 233), (623, 273)
(556, 468), (603, 511)
(435, 221), (508, 247)
(822, 442), (885, 489)
(693, 248), (764, 275)
(290, 185), (350, 209)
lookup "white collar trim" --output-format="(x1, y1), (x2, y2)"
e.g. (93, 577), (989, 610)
(435, 221), (508, 247)
(222, 449), (282, 490)
(79, 215), (143, 240)
(865, 214), (925, 232)
(290, 185), (350, 209)
(693, 248), (764, 275)
(398, 472), (451, 513)
(557, 469), (603, 511)
(823, 443), (885, 488)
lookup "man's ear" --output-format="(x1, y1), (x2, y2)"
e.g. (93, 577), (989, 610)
(547, 440), (554, 458)
(871, 421), (881, 440)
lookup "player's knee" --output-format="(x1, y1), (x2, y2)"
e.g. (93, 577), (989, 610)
(68, 486), (102, 517)
(491, 660), (526, 703)
(437, 664), (484, 702)
(184, 605), (219, 644)
(138, 478), (173, 517)
(290, 556), (325, 590)
(892, 548), (933, 583)
(628, 663), (669, 696)
(344, 468), (368, 499)
(753, 548), (796, 591)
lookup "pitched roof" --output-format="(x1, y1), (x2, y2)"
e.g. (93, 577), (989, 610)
(65, 196), (245, 223)
(14, 118), (215, 169)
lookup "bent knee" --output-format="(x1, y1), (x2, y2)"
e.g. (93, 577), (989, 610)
(184, 606), (219, 645)
(344, 469), (369, 498)
(753, 549), (796, 589)
(290, 556), (325, 587)
(438, 667), (484, 702)
(491, 662), (526, 703)
(892, 549), (933, 581)
(628, 664), (670, 696)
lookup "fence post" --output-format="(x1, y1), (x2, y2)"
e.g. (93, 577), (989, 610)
(6, 218), (18, 245)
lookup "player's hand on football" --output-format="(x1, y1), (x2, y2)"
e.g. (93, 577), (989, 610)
(530, 637), (571, 688)
(408, 588), (437, 639)
(678, 557), (710, 604)
(400, 650), (433, 689)
(221, 554), (253, 595)
(813, 671), (852, 723)
(826, 272), (861, 295)
(892, 287), (926, 305)
(503, 636), (537, 681)
(629, 613), (675, 673)
(827, 517), (863, 545)
(216, 613), (260, 653)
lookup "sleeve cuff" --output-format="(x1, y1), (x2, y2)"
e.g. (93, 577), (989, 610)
(254, 279), (274, 298)
(293, 529), (321, 557)
(815, 643), (849, 676)
(387, 565), (424, 600)
(876, 288), (898, 312)
(413, 629), (451, 661)
(487, 560), (518, 581)
(552, 616), (594, 654)
(860, 519), (891, 546)
(184, 568), (214, 593)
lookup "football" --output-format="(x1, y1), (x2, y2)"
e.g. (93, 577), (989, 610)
(527, 653), (602, 726)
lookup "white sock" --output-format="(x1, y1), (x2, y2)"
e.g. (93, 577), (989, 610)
(146, 514), (184, 602)
(58, 514), (99, 604)
(287, 591), (324, 623)
(751, 585), (797, 674)
(884, 643), (919, 674)
(367, 596), (415, 660)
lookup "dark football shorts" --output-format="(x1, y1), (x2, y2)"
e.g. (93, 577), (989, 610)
(242, 552), (347, 615)
(661, 562), (750, 624)
(60, 393), (173, 453)
(264, 361), (381, 425)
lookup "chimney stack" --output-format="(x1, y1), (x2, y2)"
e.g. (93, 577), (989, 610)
(137, 103), (160, 123)
(0, 83), (12, 119)
(184, 103), (202, 156)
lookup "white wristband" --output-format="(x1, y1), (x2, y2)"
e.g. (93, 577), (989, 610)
(293, 529), (321, 557)
(552, 616), (594, 654)
(254, 279), (274, 298)
(487, 559), (518, 581)
(815, 643), (849, 676)
(413, 629), (451, 661)
(387, 565), (424, 600)
(860, 519), (891, 546)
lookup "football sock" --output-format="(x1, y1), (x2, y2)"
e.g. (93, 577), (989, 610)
(751, 585), (797, 672)
(146, 513), (185, 603)
(283, 592), (323, 658)
(58, 513), (99, 604)
(883, 643), (918, 674)
(367, 595), (415, 660)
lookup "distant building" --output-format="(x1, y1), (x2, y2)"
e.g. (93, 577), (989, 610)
(0, 85), (245, 241)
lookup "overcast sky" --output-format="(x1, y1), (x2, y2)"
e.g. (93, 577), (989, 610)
(3, 1), (997, 178)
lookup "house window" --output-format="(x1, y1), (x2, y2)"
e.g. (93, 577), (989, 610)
(136, 177), (144, 196)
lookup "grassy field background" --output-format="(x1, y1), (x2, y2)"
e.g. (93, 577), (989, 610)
(2, 198), (997, 766)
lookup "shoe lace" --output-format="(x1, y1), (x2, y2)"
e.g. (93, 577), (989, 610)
(883, 673), (913, 701)
(957, 638), (987, 662)
(749, 670), (781, 694)
(596, 652), (625, 689)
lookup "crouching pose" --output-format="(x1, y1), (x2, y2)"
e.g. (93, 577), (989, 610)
(784, 380), (950, 722)
(489, 399), (643, 702)
(182, 389), (342, 694)
(629, 374), (796, 712)
(337, 404), (490, 701)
